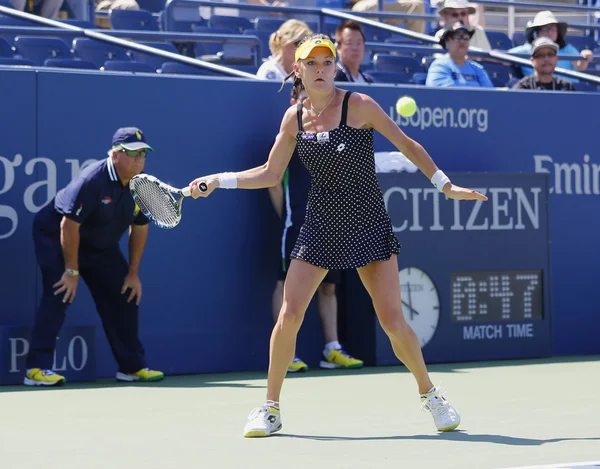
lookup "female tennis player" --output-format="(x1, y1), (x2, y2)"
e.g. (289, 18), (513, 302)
(189, 34), (487, 438)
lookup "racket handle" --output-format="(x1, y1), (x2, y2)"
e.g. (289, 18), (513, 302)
(183, 182), (207, 197)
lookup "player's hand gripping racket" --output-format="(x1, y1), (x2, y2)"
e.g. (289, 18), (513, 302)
(129, 174), (207, 229)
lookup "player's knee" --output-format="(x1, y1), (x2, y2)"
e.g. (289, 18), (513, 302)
(278, 306), (305, 328)
(318, 283), (336, 297)
(377, 309), (406, 335)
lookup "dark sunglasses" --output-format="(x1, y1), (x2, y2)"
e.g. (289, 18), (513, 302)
(450, 33), (471, 41)
(120, 148), (147, 159)
(450, 11), (468, 18)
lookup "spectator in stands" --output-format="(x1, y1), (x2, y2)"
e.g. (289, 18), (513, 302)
(349, 0), (425, 34)
(10, 0), (63, 19)
(266, 85), (364, 373)
(246, 0), (288, 7)
(434, 0), (490, 50)
(334, 20), (373, 83)
(256, 19), (312, 81)
(508, 10), (593, 80)
(512, 37), (574, 91)
(426, 21), (493, 87)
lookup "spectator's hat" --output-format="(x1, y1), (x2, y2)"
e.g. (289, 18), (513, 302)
(525, 11), (567, 43)
(111, 127), (153, 151)
(439, 21), (475, 49)
(437, 0), (476, 16)
(530, 37), (559, 56)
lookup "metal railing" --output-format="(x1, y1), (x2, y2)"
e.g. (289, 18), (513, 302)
(0, 5), (260, 77)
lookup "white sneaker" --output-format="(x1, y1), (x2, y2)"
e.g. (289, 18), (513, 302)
(243, 401), (282, 438)
(421, 387), (461, 432)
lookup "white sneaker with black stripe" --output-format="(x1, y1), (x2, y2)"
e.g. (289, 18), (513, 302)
(243, 401), (282, 438)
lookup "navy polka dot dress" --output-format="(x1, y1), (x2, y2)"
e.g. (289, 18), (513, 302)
(290, 90), (401, 270)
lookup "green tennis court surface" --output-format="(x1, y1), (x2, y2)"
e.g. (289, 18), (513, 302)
(1, 356), (598, 469)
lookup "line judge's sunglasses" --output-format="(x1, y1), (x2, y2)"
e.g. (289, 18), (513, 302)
(449, 10), (469, 18)
(450, 33), (472, 41)
(117, 147), (148, 158)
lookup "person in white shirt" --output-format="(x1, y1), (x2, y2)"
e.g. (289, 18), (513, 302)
(256, 19), (313, 81)
(435, 0), (491, 50)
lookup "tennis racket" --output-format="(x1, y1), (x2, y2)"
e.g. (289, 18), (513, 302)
(129, 174), (207, 229)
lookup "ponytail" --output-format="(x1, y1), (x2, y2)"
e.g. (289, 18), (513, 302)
(279, 71), (305, 100)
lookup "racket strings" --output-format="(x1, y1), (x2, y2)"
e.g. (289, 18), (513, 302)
(131, 178), (181, 228)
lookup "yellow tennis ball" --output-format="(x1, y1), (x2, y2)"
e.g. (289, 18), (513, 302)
(396, 96), (417, 117)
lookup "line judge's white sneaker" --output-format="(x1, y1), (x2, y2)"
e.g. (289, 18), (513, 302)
(421, 387), (461, 432)
(243, 401), (282, 438)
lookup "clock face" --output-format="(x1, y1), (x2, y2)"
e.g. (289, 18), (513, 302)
(399, 267), (440, 348)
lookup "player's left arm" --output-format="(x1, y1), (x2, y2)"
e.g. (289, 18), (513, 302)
(355, 93), (487, 201)
(123, 223), (148, 305)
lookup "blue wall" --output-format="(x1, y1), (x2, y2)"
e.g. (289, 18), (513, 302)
(0, 68), (598, 383)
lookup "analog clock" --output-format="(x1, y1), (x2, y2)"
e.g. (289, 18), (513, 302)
(399, 267), (440, 348)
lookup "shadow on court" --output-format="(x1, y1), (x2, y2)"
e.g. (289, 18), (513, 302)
(275, 431), (600, 446)
(2, 355), (598, 394)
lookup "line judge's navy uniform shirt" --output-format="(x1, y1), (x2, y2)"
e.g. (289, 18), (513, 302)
(34, 157), (149, 267)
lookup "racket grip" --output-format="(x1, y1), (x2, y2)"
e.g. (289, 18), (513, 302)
(183, 182), (208, 197)
(199, 182), (207, 192)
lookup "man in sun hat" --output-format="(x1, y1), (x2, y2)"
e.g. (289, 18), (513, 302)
(427, 21), (494, 87)
(24, 127), (165, 387)
(512, 37), (575, 91)
(509, 10), (593, 79)
(435, 0), (491, 50)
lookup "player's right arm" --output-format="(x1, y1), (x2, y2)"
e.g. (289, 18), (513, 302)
(189, 106), (298, 197)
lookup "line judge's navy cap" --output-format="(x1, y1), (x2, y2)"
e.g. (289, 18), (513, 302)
(111, 127), (154, 151)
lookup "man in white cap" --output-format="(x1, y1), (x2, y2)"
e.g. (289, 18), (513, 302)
(435, 0), (491, 50)
(508, 10), (593, 79)
(512, 37), (575, 91)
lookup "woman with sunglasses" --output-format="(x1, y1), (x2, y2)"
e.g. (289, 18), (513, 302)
(427, 21), (494, 87)
(256, 19), (313, 81)
(23, 127), (165, 387)
(189, 35), (487, 437)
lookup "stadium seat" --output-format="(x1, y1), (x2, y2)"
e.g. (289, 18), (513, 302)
(168, 16), (206, 33)
(161, 61), (213, 75)
(137, 0), (165, 13)
(103, 60), (156, 72)
(44, 58), (96, 69)
(110, 9), (159, 31)
(573, 81), (598, 92)
(59, 19), (96, 29)
(14, 36), (72, 66)
(191, 26), (235, 56)
(565, 35), (596, 52)
(73, 38), (130, 68)
(130, 41), (179, 70)
(362, 25), (390, 42)
(373, 53), (422, 75)
(367, 70), (412, 84)
(254, 17), (285, 32)
(0, 37), (12, 56)
(480, 61), (511, 86)
(512, 32), (526, 47)
(0, 57), (33, 66)
(243, 29), (271, 59)
(412, 72), (427, 84)
(485, 31), (513, 50)
(209, 15), (252, 34)
(0, 16), (40, 44)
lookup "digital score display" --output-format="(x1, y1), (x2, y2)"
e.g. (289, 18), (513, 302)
(451, 271), (543, 323)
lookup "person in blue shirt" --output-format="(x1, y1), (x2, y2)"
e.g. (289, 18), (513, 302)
(508, 10), (593, 82)
(24, 127), (164, 387)
(426, 21), (494, 88)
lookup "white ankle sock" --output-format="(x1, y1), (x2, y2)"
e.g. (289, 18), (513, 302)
(324, 341), (341, 351)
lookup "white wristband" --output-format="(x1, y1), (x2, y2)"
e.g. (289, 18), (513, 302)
(431, 170), (450, 192)
(218, 172), (237, 189)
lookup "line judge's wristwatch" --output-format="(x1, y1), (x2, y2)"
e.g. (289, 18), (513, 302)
(65, 268), (79, 277)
